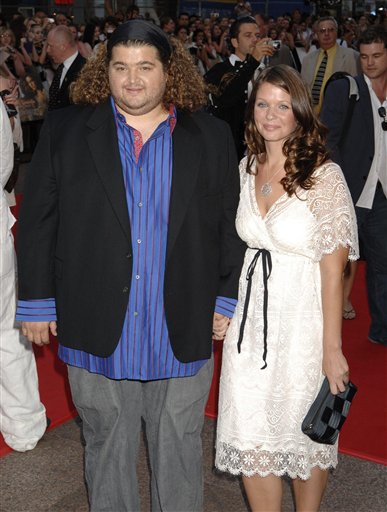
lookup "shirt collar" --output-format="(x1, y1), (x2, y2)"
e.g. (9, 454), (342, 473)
(364, 73), (387, 102)
(111, 98), (177, 135)
(229, 54), (243, 66)
(62, 51), (78, 71)
(323, 44), (337, 57)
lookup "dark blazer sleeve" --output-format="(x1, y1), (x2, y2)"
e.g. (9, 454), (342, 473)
(17, 114), (58, 299)
(320, 78), (350, 166)
(218, 122), (246, 299)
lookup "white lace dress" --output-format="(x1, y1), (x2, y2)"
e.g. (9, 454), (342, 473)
(215, 160), (359, 480)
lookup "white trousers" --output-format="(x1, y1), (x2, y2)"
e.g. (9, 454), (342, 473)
(0, 232), (46, 451)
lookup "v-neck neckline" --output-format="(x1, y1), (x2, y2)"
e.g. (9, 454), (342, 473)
(250, 174), (288, 221)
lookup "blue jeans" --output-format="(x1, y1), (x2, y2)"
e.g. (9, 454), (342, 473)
(357, 186), (387, 345)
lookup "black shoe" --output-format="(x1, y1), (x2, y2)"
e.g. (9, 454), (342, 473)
(368, 337), (387, 347)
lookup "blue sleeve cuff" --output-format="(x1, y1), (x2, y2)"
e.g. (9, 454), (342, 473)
(16, 298), (57, 322)
(215, 296), (237, 318)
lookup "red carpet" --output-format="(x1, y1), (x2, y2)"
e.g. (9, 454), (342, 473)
(1, 196), (386, 464)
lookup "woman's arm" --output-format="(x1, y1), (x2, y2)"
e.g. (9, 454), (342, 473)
(320, 245), (350, 394)
(37, 40), (48, 65)
(10, 49), (28, 78)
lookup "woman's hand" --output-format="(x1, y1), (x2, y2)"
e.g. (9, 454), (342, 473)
(213, 313), (230, 340)
(3, 83), (19, 104)
(323, 347), (349, 394)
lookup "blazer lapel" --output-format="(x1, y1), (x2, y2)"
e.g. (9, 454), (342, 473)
(86, 102), (131, 243)
(166, 111), (202, 260)
(357, 76), (374, 150)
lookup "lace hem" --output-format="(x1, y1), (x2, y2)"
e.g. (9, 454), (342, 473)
(215, 443), (338, 481)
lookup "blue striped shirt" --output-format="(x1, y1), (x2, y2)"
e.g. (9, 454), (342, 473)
(16, 99), (237, 380)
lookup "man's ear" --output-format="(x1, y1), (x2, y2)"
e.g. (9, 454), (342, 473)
(230, 37), (238, 51)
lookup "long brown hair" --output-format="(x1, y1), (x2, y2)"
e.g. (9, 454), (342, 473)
(70, 38), (208, 112)
(244, 65), (329, 195)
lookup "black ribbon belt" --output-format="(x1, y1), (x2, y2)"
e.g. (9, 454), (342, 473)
(237, 248), (272, 370)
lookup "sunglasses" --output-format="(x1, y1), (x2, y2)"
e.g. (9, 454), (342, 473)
(378, 106), (387, 131)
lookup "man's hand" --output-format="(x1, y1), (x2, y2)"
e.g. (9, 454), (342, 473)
(213, 313), (230, 340)
(21, 321), (57, 346)
(251, 38), (275, 62)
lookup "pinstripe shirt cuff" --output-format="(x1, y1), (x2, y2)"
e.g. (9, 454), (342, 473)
(16, 299), (57, 322)
(215, 296), (237, 318)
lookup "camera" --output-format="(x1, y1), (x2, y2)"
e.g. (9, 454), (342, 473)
(269, 40), (281, 50)
(0, 90), (18, 117)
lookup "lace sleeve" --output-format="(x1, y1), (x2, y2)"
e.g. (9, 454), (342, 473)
(239, 156), (250, 189)
(307, 162), (359, 262)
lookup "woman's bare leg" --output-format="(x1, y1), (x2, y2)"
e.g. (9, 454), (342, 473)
(242, 474), (283, 512)
(292, 467), (329, 512)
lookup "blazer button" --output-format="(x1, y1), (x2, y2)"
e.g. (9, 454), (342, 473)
(123, 286), (129, 293)
(126, 253), (132, 258)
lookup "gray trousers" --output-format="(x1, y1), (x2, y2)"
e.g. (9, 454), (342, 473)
(68, 358), (213, 512)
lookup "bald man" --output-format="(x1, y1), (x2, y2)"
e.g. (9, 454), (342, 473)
(47, 25), (86, 110)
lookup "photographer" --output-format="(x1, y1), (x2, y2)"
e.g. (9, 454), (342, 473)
(189, 29), (212, 75)
(0, 28), (30, 79)
(205, 16), (274, 160)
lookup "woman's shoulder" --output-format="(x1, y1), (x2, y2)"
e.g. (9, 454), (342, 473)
(312, 160), (345, 185)
(239, 155), (248, 171)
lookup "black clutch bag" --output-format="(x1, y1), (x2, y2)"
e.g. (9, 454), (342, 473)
(302, 377), (357, 445)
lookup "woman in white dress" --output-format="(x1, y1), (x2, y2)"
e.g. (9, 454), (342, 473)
(215, 65), (359, 511)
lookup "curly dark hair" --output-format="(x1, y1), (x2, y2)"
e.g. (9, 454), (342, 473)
(70, 38), (208, 111)
(244, 65), (330, 196)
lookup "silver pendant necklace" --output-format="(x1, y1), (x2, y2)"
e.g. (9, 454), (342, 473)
(260, 166), (284, 197)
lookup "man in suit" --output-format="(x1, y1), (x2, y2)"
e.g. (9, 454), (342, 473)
(321, 26), (387, 346)
(205, 16), (275, 160)
(301, 16), (359, 114)
(16, 21), (245, 511)
(47, 25), (86, 110)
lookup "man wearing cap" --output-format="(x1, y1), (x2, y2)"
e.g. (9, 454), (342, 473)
(16, 20), (244, 511)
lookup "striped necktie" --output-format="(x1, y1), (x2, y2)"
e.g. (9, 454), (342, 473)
(311, 51), (328, 105)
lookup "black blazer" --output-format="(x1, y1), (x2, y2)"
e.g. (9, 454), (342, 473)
(17, 102), (245, 362)
(205, 56), (260, 160)
(320, 74), (374, 216)
(50, 53), (86, 110)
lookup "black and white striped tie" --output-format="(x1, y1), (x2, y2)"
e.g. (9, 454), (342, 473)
(311, 51), (328, 105)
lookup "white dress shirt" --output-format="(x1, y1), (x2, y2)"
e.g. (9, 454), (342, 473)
(356, 74), (387, 209)
(59, 51), (79, 88)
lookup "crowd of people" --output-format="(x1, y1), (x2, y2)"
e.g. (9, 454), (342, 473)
(0, 3), (386, 512)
